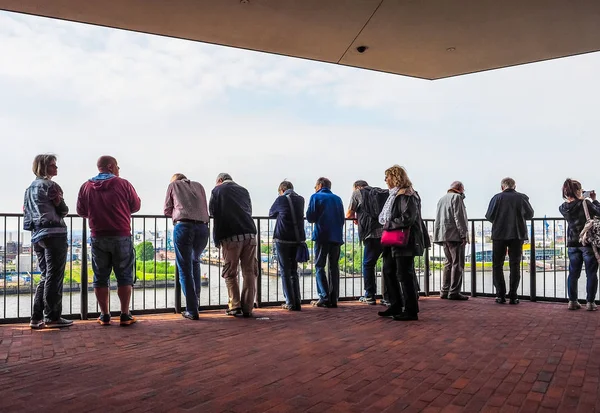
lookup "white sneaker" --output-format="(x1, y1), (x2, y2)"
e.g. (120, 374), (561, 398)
(586, 302), (598, 311)
(568, 301), (582, 310)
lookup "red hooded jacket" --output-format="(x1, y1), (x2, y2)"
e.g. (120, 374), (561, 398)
(77, 175), (141, 237)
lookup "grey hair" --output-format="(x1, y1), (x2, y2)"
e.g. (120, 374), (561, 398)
(216, 173), (233, 183)
(501, 177), (516, 189)
(450, 181), (464, 191)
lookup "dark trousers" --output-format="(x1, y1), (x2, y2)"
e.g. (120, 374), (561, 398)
(567, 247), (599, 303)
(314, 242), (341, 304)
(363, 238), (383, 298)
(492, 239), (523, 299)
(173, 222), (209, 315)
(32, 236), (68, 321)
(382, 247), (419, 315)
(276, 242), (301, 309)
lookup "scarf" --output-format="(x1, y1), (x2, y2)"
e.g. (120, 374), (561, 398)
(379, 187), (400, 225)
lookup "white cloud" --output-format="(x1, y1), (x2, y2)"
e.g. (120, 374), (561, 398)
(1, 10), (600, 221)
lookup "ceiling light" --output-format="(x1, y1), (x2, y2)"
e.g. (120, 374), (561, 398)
(446, 47), (456, 52)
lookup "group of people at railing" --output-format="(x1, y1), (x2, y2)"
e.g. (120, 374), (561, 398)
(22, 153), (600, 329)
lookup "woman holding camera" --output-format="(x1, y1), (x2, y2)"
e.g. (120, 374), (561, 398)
(559, 179), (600, 311)
(23, 154), (72, 329)
(377, 165), (428, 321)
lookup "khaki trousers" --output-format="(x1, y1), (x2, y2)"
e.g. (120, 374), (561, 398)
(221, 238), (258, 313)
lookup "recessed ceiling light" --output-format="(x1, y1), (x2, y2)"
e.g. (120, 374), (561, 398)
(240, 0), (249, 3)
(446, 47), (456, 52)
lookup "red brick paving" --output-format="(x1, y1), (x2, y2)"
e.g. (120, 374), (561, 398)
(0, 298), (599, 412)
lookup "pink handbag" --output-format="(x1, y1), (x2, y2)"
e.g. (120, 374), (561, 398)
(381, 228), (411, 247)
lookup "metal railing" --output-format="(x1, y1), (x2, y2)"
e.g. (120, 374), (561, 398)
(0, 214), (576, 323)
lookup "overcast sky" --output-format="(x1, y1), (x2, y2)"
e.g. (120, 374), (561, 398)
(1, 11), (599, 219)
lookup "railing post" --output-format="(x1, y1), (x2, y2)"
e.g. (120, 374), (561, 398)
(470, 220), (477, 297)
(80, 219), (88, 320)
(256, 219), (262, 308)
(424, 248), (430, 296)
(174, 265), (181, 313)
(529, 220), (536, 302)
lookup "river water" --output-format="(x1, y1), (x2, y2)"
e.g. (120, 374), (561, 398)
(0, 265), (587, 319)
(0, 264), (365, 319)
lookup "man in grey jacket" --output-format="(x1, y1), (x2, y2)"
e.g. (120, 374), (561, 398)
(433, 181), (469, 300)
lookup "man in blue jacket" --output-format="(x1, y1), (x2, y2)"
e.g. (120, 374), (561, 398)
(306, 177), (345, 308)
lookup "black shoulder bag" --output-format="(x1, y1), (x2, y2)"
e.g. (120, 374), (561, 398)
(285, 194), (310, 262)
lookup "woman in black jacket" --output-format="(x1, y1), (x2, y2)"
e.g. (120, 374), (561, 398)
(559, 178), (600, 311)
(377, 165), (428, 321)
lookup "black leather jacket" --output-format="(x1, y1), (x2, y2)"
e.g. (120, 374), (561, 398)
(384, 192), (430, 257)
(559, 199), (600, 247)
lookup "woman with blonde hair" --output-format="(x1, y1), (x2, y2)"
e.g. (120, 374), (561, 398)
(23, 154), (72, 329)
(377, 165), (428, 321)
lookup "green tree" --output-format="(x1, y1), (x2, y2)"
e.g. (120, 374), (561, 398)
(136, 241), (155, 261)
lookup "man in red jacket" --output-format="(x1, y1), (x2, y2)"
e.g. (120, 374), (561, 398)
(77, 156), (141, 326)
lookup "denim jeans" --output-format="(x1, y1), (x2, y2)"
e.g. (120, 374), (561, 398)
(91, 236), (135, 287)
(492, 239), (523, 299)
(275, 242), (301, 309)
(568, 247), (599, 302)
(314, 242), (341, 304)
(363, 238), (383, 298)
(32, 236), (68, 321)
(174, 222), (209, 315)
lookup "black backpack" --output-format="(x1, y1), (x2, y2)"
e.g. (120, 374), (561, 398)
(357, 187), (389, 240)
(360, 187), (389, 220)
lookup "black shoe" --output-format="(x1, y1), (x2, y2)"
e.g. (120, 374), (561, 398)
(311, 299), (328, 308)
(97, 314), (111, 326)
(378, 308), (399, 317)
(328, 302), (338, 308)
(119, 313), (137, 326)
(44, 317), (74, 328)
(291, 306), (302, 311)
(182, 311), (200, 320)
(392, 312), (418, 321)
(509, 298), (520, 305)
(495, 297), (506, 304)
(29, 319), (45, 329)
(440, 294), (449, 299)
(225, 308), (242, 316)
(448, 294), (469, 301)
(242, 312), (252, 318)
(380, 299), (391, 307)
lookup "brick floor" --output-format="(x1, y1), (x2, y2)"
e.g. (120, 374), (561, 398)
(0, 298), (599, 412)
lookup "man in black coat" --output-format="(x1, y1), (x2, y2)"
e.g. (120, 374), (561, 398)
(485, 177), (534, 305)
(209, 173), (257, 317)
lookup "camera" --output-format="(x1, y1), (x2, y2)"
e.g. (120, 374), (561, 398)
(583, 190), (594, 198)
(356, 46), (368, 53)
